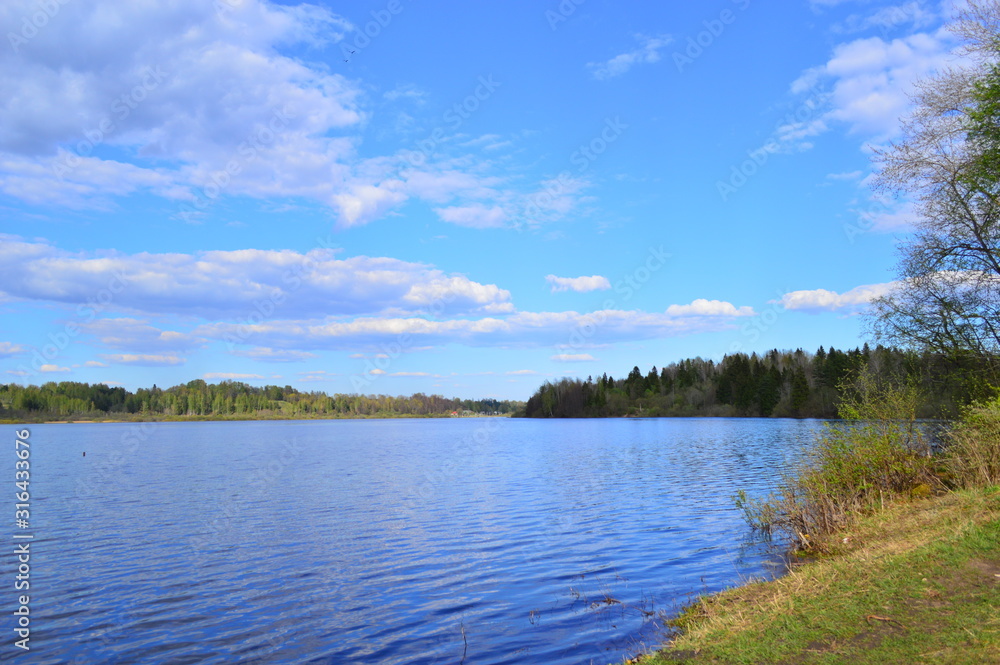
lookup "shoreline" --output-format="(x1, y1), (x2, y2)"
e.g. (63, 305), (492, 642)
(633, 488), (1000, 664)
(6, 413), (825, 425)
(1, 413), (512, 425)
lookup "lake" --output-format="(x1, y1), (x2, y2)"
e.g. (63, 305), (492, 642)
(9, 417), (825, 664)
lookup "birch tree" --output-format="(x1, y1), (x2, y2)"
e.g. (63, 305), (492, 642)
(868, 1), (1000, 379)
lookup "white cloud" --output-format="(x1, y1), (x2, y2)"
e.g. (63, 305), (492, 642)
(792, 30), (958, 145)
(827, 170), (864, 180)
(434, 204), (507, 229)
(297, 370), (337, 382)
(831, 2), (939, 36)
(203, 373), (265, 380)
(0, 239), (761, 363)
(0, 0), (613, 232)
(506, 369), (539, 375)
(383, 84), (427, 103)
(402, 275), (514, 314)
(0, 342), (25, 358)
(102, 354), (186, 366)
(545, 275), (612, 293)
(588, 34), (673, 80)
(197, 303), (757, 351)
(775, 282), (898, 313)
(77, 318), (203, 351)
(331, 182), (408, 228)
(0, 0), (362, 212)
(0, 236), (513, 319)
(665, 299), (756, 317)
(459, 134), (503, 148)
(551, 354), (596, 362)
(230, 347), (318, 363)
(521, 175), (591, 226)
(852, 197), (920, 232)
(39, 364), (70, 373)
(83, 360), (107, 368)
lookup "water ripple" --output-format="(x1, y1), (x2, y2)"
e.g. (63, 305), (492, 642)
(9, 417), (821, 664)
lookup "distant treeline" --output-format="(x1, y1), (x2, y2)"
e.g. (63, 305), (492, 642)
(0, 380), (523, 421)
(519, 346), (991, 419)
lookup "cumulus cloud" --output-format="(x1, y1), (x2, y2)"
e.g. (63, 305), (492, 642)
(0, 0), (362, 212)
(230, 347), (318, 363)
(402, 275), (514, 313)
(77, 318), (203, 351)
(39, 364), (70, 373)
(434, 204), (507, 229)
(665, 299), (756, 317)
(826, 33), (956, 138)
(520, 175), (591, 227)
(0, 1), (596, 231)
(101, 354), (186, 366)
(775, 282), (898, 313)
(588, 34), (673, 80)
(0, 235), (513, 319)
(551, 354), (596, 362)
(196, 303), (757, 351)
(0, 236), (759, 362)
(831, 2), (939, 36)
(827, 170), (863, 181)
(545, 275), (612, 293)
(203, 373), (265, 380)
(297, 370), (337, 382)
(851, 197), (921, 233)
(331, 182), (408, 228)
(788, 29), (958, 146)
(0, 342), (25, 358)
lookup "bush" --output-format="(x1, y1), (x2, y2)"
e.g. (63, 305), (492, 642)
(946, 395), (1000, 488)
(736, 370), (938, 550)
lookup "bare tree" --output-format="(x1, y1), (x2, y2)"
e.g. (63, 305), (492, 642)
(867, 1), (1000, 380)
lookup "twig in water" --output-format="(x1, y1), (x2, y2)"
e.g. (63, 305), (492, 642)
(460, 621), (468, 665)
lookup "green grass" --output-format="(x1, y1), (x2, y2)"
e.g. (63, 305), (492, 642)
(631, 488), (1000, 665)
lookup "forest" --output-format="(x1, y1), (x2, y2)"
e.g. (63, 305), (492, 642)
(519, 345), (992, 419)
(0, 380), (523, 422)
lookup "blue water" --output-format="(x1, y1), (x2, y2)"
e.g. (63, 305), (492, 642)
(4, 417), (823, 664)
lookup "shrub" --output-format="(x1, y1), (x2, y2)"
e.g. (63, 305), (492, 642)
(946, 394), (1000, 488)
(736, 370), (938, 550)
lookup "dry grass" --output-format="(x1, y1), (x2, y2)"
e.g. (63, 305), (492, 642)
(636, 487), (1000, 664)
(946, 395), (1000, 488)
(734, 373), (943, 552)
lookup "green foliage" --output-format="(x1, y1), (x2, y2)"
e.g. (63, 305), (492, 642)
(737, 369), (938, 549)
(0, 381), (523, 421)
(946, 392), (1000, 488)
(967, 63), (1000, 183)
(522, 345), (983, 419)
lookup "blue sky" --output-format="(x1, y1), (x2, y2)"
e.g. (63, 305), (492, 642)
(0, 0), (964, 400)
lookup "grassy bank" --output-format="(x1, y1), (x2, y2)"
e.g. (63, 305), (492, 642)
(631, 377), (1000, 664)
(637, 487), (1000, 664)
